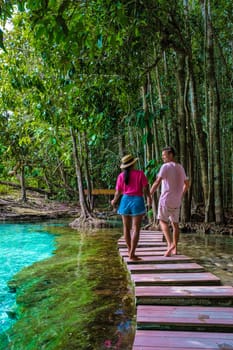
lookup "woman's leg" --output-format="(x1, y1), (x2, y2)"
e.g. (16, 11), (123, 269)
(122, 215), (132, 256)
(130, 214), (143, 259)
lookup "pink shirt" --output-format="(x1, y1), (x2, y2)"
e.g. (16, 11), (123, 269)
(116, 169), (148, 196)
(158, 162), (187, 207)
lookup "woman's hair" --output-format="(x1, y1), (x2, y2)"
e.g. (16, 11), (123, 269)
(123, 167), (131, 185)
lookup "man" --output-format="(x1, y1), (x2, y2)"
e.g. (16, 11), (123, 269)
(150, 146), (189, 257)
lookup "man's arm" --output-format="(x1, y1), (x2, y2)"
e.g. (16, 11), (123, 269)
(183, 178), (190, 195)
(150, 176), (162, 196)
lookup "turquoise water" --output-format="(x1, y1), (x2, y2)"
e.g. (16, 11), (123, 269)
(0, 223), (55, 333)
(0, 224), (135, 350)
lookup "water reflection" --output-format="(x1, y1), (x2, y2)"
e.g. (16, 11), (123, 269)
(179, 232), (233, 286)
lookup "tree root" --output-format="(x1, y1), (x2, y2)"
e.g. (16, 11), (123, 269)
(69, 215), (110, 228)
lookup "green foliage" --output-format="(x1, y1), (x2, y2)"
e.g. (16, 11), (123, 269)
(145, 159), (162, 184)
(0, 0), (232, 213)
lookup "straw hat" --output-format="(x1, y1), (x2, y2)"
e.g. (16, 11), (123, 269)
(120, 154), (138, 169)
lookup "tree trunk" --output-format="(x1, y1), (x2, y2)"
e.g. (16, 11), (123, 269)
(155, 64), (169, 145)
(175, 52), (190, 221)
(141, 75), (153, 163)
(70, 127), (93, 218)
(118, 127), (125, 157)
(20, 165), (27, 202)
(205, 0), (224, 222)
(58, 161), (75, 197)
(183, 58), (193, 221)
(79, 131), (93, 210)
(188, 57), (209, 208)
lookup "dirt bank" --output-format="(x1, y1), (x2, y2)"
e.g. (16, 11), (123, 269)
(0, 192), (80, 221)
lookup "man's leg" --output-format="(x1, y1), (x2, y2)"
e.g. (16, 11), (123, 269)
(171, 221), (179, 255)
(159, 219), (173, 256)
(130, 214), (143, 260)
(122, 215), (132, 256)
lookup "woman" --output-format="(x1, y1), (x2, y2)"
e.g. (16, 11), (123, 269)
(111, 154), (152, 260)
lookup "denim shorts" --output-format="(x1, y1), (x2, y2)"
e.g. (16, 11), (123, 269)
(117, 195), (146, 216)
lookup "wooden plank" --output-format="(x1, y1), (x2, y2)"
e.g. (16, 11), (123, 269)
(118, 242), (166, 248)
(140, 232), (162, 234)
(123, 255), (193, 264)
(118, 233), (163, 241)
(118, 241), (163, 246)
(118, 238), (163, 243)
(136, 232), (164, 239)
(119, 250), (167, 257)
(136, 305), (233, 331)
(132, 330), (233, 349)
(127, 262), (205, 273)
(119, 246), (167, 252)
(118, 242), (168, 249)
(131, 272), (221, 286)
(137, 239), (164, 242)
(118, 242), (167, 247)
(135, 285), (233, 306)
(140, 230), (162, 234)
(120, 251), (166, 257)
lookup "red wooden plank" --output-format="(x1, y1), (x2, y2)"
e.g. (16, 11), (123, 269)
(136, 305), (233, 330)
(119, 246), (167, 252)
(118, 242), (167, 248)
(135, 285), (233, 298)
(141, 234), (163, 237)
(139, 231), (163, 235)
(124, 255), (193, 264)
(119, 234), (163, 239)
(140, 230), (162, 234)
(132, 330), (233, 349)
(137, 305), (233, 319)
(139, 237), (164, 241)
(120, 251), (166, 257)
(127, 262), (204, 273)
(135, 285), (233, 306)
(134, 242), (166, 246)
(118, 237), (164, 243)
(118, 239), (163, 244)
(118, 235), (163, 241)
(131, 272), (221, 286)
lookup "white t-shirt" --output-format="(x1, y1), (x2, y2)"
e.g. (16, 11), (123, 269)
(158, 162), (187, 208)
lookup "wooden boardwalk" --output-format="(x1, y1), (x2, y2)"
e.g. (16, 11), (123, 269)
(118, 230), (233, 350)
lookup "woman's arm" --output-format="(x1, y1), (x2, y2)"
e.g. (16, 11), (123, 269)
(111, 190), (121, 207)
(150, 176), (162, 195)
